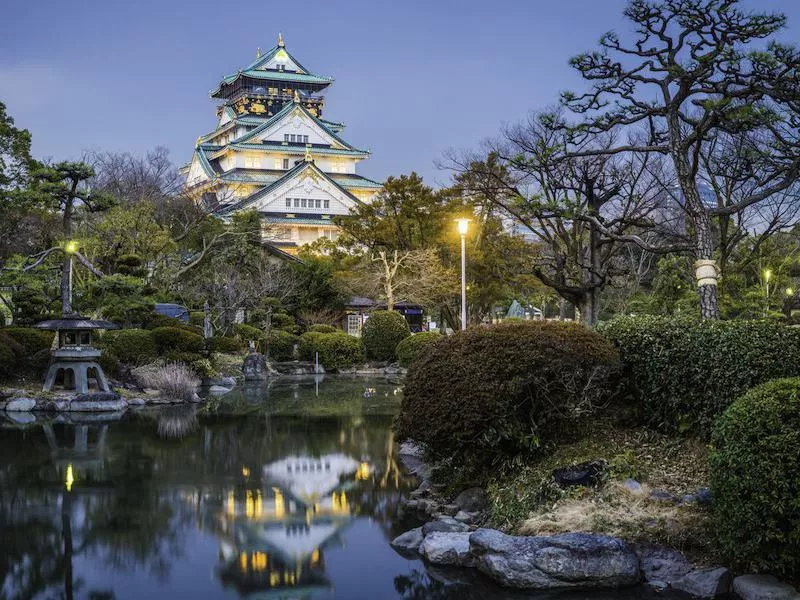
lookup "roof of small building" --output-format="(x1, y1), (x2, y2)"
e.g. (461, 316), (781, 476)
(34, 316), (119, 330)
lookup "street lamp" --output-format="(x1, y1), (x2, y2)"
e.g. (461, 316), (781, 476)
(456, 218), (471, 331)
(764, 268), (773, 317)
(65, 240), (79, 315)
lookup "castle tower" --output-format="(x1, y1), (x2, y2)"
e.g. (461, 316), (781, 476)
(181, 34), (381, 253)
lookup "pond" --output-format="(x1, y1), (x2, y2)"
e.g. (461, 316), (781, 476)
(0, 376), (679, 600)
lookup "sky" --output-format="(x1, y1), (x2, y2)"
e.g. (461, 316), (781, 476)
(2, 0), (800, 186)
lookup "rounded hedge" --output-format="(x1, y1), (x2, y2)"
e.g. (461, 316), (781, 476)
(151, 326), (204, 355)
(206, 335), (243, 353)
(710, 378), (800, 576)
(598, 316), (800, 433)
(234, 323), (263, 343)
(265, 330), (297, 362)
(100, 329), (157, 365)
(396, 321), (620, 467)
(363, 310), (410, 362)
(299, 332), (363, 370)
(0, 332), (22, 379)
(396, 331), (443, 367)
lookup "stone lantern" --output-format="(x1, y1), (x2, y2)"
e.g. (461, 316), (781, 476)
(34, 316), (119, 393)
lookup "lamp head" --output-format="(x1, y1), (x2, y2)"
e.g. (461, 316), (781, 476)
(456, 218), (471, 236)
(65, 240), (79, 254)
(764, 268), (773, 282)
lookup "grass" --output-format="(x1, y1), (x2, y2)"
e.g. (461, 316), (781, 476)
(132, 361), (200, 402)
(485, 420), (716, 563)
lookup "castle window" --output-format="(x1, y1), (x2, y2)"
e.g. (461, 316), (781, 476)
(283, 158), (289, 169)
(301, 199), (307, 208)
(324, 199), (330, 209)
(294, 198), (300, 208)
(303, 135), (309, 144)
(315, 199), (321, 208)
(284, 134), (290, 142)
(286, 198), (291, 207)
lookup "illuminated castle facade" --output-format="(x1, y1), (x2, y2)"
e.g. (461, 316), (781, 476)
(182, 34), (380, 253)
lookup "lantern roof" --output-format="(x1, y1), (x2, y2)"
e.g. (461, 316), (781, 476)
(34, 316), (120, 331)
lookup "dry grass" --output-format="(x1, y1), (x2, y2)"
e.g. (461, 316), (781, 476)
(132, 361), (200, 402)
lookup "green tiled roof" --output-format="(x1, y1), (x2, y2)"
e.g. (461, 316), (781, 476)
(219, 168), (381, 190)
(263, 215), (336, 226)
(217, 143), (369, 158)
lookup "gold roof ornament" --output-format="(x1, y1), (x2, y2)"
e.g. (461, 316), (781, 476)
(256, 47), (261, 58)
(278, 32), (285, 47)
(305, 145), (312, 162)
(195, 135), (202, 147)
(293, 89), (300, 103)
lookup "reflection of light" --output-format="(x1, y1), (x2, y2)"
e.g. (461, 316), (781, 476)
(240, 551), (247, 572)
(331, 491), (349, 514)
(311, 548), (320, 566)
(270, 572), (279, 586)
(227, 491), (235, 517)
(65, 464), (74, 492)
(246, 491), (254, 518)
(273, 487), (285, 518)
(256, 489), (263, 518)
(242, 466), (250, 478)
(356, 462), (370, 481)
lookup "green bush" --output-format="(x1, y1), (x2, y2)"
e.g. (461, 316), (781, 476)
(598, 316), (800, 433)
(710, 378), (800, 576)
(189, 311), (205, 327)
(151, 327), (204, 355)
(298, 331), (327, 361)
(396, 321), (620, 469)
(206, 335), (243, 353)
(98, 329), (157, 365)
(2, 327), (53, 355)
(362, 310), (410, 362)
(315, 333), (364, 370)
(298, 331), (363, 369)
(234, 323), (263, 342)
(97, 351), (120, 378)
(0, 333), (22, 379)
(396, 331), (443, 367)
(264, 330), (297, 362)
(308, 324), (337, 334)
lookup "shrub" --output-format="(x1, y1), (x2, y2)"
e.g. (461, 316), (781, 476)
(264, 330), (297, 362)
(709, 378), (800, 576)
(362, 310), (410, 362)
(234, 323), (263, 342)
(598, 316), (800, 433)
(298, 331), (327, 361)
(396, 321), (620, 469)
(151, 326), (204, 355)
(189, 311), (205, 327)
(97, 351), (120, 378)
(298, 331), (363, 369)
(0, 333), (21, 379)
(308, 324), (337, 334)
(315, 333), (364, 370)
(99, 329), (157, 364)
(206, 335), (243, 353)
(2, 327), (53, 355)
(396, 331), (443, 367)
(132, 361), (200, 402)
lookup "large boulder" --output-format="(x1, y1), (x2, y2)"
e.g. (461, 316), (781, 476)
(733, 575), (800, 600)
(633, 543), (692, 588)
(68, 392), (126, 412)
(671, 567), (731, 599)
(390, 527), (424, 554)
(419, 532), (475, 567)
(422, 517), (470, 535)
(454, 487), (488, 512)
(469, 529), (640, 590)
(242, 353), (268, 380)
(5, 397), (36, 412)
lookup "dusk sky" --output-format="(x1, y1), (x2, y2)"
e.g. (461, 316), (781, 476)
(3, 0), (800, 186)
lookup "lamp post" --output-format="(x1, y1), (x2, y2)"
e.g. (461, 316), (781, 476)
(764, 268), (773, 317)
(456, 218), (470, 331)
(65, 240), (79, 315)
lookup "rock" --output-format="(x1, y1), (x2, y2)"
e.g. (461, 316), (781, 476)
(127, 397), (146, 406)
(622, 479), (644, 494)
(671, 567), (731, 599)
(399, 440), (425, 458)
(455, 487), (488, 512)
(680, 494), (698, 506)
(553, 460), (606, 487)
(203, 376), (236, 388)
(733, 575), (800, 600)
(419, 532), (475, 567)
(42, 399), (71, 412)
(697, 487), (712, 505)
(390, 527), (424, 554)
(469, 528), (640, 590)
(5, 397), (36, 412)
(242, 353), (269, 380)
(404, 499), (419, 509)
(441, 504), (459, 516)
(454, 510), (479, 523)
(649, 489), (678, 503)
(69, 397), (128, 412)
(633, 543), (691, 588)
(423, 517), (471, 535)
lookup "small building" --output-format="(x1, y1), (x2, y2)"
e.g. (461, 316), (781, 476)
(34, 316), (119, 393)
(342, 297), (425, 335)
(154, 303), (189, 322)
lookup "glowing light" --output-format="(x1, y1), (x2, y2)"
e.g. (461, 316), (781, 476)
(787, 287), (794, 297)
(764, 268), (773, 282)
(65, 240), (79, 254)
(273, 487), (285, 519)
(227, 491), (235, 517)
(311, 549), (320, 566)
(356, 462), (370, 481)
(65, 464), (74, 492)
(242, 466), (250, 477)
(456, 218), (470, 236)
(239, 551), (248, 572)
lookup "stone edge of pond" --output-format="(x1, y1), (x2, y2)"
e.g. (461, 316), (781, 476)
(393, 440), (800, 599)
